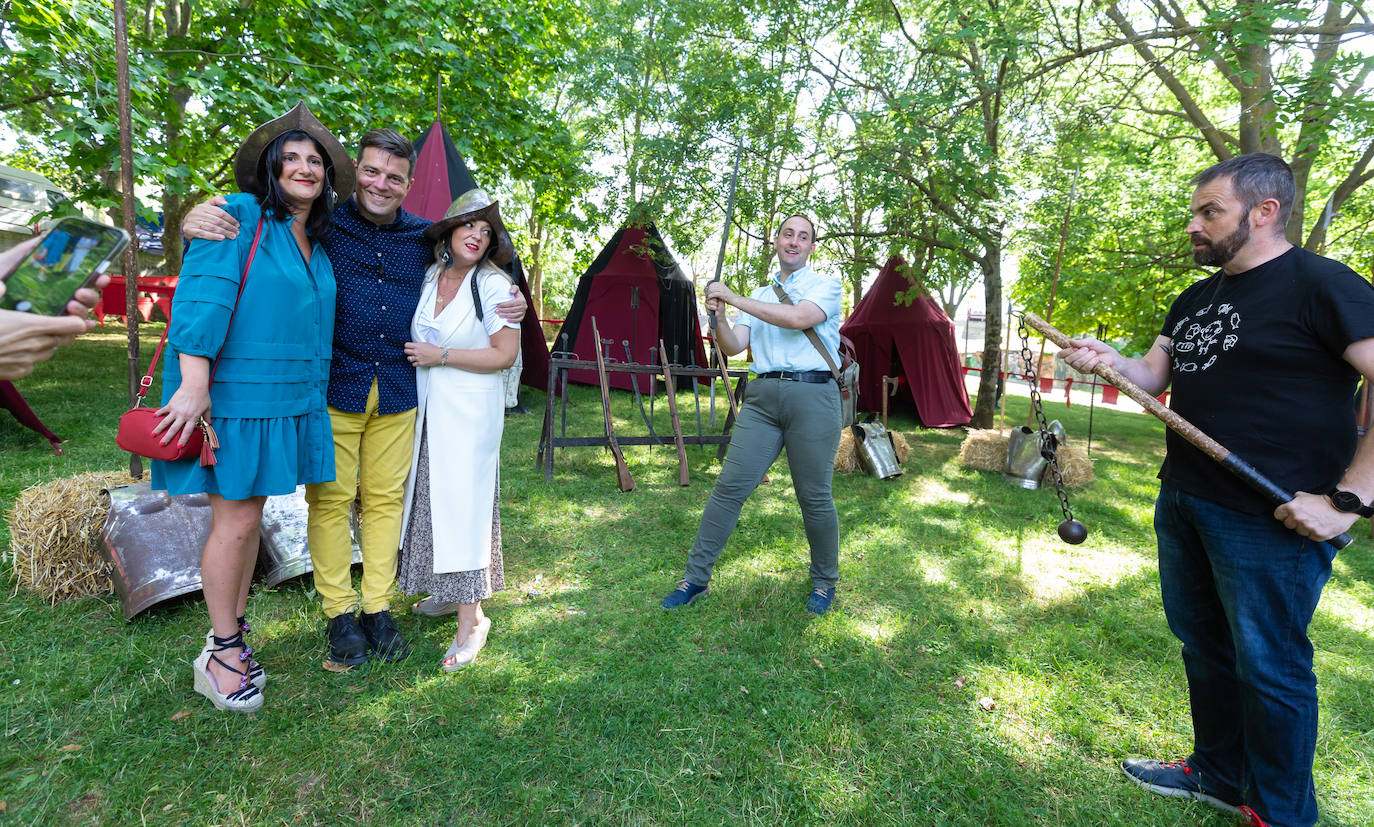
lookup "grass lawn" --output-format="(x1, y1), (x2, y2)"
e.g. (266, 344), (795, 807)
(1, 324), (1371, 825)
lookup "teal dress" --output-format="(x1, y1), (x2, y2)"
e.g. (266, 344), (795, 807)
(151, 193), (336, 499)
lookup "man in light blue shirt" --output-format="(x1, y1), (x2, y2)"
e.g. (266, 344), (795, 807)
(662, 215), (844, 615)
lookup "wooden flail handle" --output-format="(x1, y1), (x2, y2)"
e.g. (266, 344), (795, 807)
(659, 339), (690, 486)
(591, 318), (635, 492)
(1022, 311), (1351, 550)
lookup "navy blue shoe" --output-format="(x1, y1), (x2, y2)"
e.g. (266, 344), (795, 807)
(1121, 758), (1242, 815)
(661, 580), (708, 609)
(806, 586), (836, 615)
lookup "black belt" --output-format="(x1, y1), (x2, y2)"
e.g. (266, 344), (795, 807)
(757, 370), (833, 384)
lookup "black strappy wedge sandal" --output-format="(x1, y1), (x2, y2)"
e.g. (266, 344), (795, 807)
(193, 631), (264, 712)
(206, 616), (265, 689)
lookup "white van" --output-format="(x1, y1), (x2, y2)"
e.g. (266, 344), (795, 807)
(0, 164), (70, 233)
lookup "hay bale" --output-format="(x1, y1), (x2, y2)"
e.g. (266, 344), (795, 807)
(960, 429), (1010, 473)
(835, 426), (912, 472)
(958, 429), (1095, 487)
(835, 428), (856, 471)
(1056, 444), (1094, 488)
(7, 470), (144, 603)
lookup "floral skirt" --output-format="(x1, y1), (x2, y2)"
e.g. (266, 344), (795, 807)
(398, 423), (505, 603)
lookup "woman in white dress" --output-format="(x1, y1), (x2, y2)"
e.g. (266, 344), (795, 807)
(399, 188), (520, 671)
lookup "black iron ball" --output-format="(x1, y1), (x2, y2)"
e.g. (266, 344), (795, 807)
(1058, 519), (1089, 545)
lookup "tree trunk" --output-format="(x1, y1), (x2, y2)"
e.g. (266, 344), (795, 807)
(970, 244), (1001, 428)
(526, 209), (545, 320)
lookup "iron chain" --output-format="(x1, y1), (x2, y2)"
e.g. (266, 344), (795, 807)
(1016, 313), (1076, 525)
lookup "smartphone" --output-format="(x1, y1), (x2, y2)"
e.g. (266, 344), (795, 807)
(0, 217), (131, 315)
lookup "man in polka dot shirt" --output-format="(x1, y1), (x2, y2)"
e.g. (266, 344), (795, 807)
(183, 128), (525, 667)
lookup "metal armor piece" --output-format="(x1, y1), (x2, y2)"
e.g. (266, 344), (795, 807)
(257, 486), (364, 588)
(851, 422), (903, 480)
(1046, 419), (1067, 451)
(1004, 426), (1049, 489)
(101, 481), (212, 621)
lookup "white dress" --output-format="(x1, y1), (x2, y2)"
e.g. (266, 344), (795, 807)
(399, 263), (518, 575)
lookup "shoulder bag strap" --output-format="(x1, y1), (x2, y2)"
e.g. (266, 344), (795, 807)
(771, 282), (841, 380)
(135, 215), (266, 405)
(470, 265), (485, 322)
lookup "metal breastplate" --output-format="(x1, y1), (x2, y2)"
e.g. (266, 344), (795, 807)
(851, 422), (903, 479)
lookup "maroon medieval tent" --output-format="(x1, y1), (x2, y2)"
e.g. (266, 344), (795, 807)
(840, 255), (972, 427)
(554, 224), (708, 391)
(402, 119), (550, 392)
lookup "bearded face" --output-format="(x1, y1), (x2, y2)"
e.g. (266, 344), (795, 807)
(1190, 213), (1251, 267)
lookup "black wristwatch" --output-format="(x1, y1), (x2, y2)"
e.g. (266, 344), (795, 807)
(1329, 489), (1374, 518)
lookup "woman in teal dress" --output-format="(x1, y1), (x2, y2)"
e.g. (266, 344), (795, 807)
(151, 103), (353, 712)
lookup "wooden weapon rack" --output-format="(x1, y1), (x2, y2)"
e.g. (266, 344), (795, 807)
(537, 350), (749, 489)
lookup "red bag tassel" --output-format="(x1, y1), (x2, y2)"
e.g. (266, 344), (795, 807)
(199, 421), (220, 467)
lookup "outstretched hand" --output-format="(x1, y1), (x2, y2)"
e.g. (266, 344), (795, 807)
(1057, 338), (1119, 374)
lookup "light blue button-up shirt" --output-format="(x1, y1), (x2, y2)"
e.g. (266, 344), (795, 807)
(735, 263), (842, 374)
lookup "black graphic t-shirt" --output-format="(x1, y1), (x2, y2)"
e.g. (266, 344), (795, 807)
(1158, 246), (1374, 514)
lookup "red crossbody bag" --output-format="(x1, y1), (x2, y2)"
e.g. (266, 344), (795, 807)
(116, 216), (264, 466)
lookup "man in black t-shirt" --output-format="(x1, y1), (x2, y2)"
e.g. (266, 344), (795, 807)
(1059, 154), (1374, 827)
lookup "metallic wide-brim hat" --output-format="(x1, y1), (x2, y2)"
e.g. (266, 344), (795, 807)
(232, 101), (355, 201)
(423, 187), (514, 266)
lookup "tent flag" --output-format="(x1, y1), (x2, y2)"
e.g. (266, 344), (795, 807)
(555, 224), (708, 392)
(403, 120), (550, 392)
(840, 255), (973, 428)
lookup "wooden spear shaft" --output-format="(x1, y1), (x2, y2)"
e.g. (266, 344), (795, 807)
(1021, 311), (1352, 550)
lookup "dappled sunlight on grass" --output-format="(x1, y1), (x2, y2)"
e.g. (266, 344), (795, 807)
(905, 477), (973, 507)
(4, 359), (1374, 823)
(1318, 591), (1374, 641)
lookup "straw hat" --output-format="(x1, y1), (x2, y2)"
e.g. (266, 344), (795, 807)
(232, 101), (355, 201)
(423, 188), (514, 266)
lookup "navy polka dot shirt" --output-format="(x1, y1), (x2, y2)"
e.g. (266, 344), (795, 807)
(321, 197), (432, 414)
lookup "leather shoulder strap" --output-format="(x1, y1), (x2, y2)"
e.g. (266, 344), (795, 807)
(771, 282), (840, 380)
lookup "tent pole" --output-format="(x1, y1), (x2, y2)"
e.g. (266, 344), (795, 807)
(1029, 166), (1079, 428)
(114, 0), (142, 480)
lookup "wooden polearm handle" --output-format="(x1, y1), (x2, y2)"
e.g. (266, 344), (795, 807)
(1021, 311), (1352, 550)
(591, 318), (635, 492)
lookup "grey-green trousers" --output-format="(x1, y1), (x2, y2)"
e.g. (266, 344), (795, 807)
(684, 377), (842, 589)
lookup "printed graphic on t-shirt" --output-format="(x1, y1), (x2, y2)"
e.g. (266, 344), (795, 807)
(1168, 300), (1240, 373)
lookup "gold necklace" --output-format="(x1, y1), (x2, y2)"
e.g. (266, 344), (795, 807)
(435, 271), (465, 309)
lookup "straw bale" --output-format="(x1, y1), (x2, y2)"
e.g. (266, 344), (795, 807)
(1056, 444), (1094, 488)
(959, 429), (1010, 473)
(891, 431), (911, 462)
(835, 429), (860, 472)
(7, 470), (144, 603)
(958, 429), (1094, 487)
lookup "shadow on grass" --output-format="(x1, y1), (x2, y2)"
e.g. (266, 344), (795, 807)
(2, 377), (1371, 825)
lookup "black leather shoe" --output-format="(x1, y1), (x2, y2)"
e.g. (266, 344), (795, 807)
(326, 612), (369, 665)
(359, 609), (410, 662)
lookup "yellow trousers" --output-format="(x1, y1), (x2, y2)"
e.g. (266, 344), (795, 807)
(306, 379), (415, 617)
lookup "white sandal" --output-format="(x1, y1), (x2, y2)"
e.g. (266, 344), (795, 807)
(441, 618), (490, 672)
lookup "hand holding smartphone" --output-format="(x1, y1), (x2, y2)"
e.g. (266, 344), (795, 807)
(0, 217), (130, 315)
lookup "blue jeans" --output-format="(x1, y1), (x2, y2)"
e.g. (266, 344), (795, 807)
(1154, 483), (1338, 827)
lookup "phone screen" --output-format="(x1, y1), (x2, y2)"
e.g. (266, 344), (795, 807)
(1, 217), (131, 315)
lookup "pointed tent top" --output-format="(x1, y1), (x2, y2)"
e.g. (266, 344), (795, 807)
(402, 120), (479, 221)
(849, 255), (950, 327)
